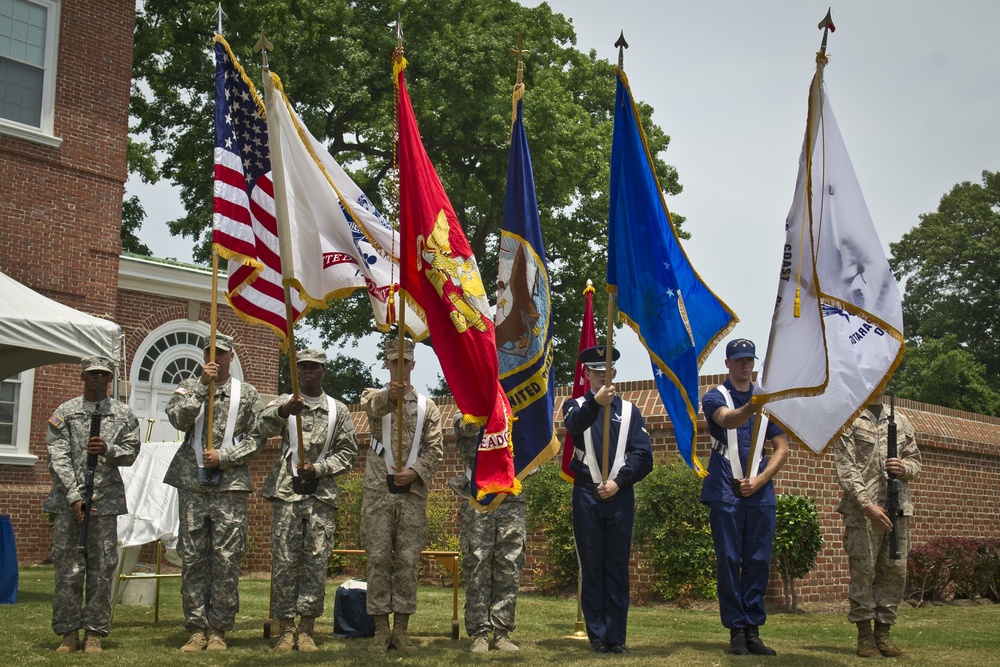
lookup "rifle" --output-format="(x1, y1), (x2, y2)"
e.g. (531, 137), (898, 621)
(77, 410), (104, 555)
(886, 390), (903, 560)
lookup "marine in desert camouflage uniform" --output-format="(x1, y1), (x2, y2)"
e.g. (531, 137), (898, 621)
(45, 356), (139, 654)
(834, 390), (921, 658)
(360, 338), (443, 654)
(451, 412), (525, 653)
(257, 348), (358, 652)
(164, 333), (260, 652)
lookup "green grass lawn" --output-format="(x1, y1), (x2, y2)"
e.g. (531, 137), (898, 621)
(3, 566), (999, 665)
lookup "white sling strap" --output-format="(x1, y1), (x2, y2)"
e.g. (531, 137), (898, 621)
(370, 393), (427, 473)
(711, 384), (767, 480)
(192, 378), (242, 469)
(581, 398), (632, 483)
(285, 396), (338, 477)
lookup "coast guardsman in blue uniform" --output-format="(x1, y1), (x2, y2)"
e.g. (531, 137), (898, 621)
(701, 338), (789, 656)
(563, 345), (653, 655)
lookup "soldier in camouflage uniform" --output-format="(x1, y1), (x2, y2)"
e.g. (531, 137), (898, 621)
(45, 356), (140, 654)
(164, 333), (260, 652)
(834, 390), (921, 658)
(360, 338), (443, 654)
(450, 413), (525, 653)
(258, 348), (358, 652)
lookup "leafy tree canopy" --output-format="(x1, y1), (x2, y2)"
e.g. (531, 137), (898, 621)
(889, 170), (1000, 409)
(131, 0), (685, 384)
(121, 137), (158, 256)
(892, 335), (1000, 416)
(277, 351), (378, 404)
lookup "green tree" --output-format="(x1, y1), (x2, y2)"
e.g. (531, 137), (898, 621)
(890, 170), (1000, 406)
(121, 138), (159, 256)
(633, 456), (716, 602)
(892, 335), (1000, 416)
(131, 0), (685, 385)
(277, 350), (378, 404)
(772, 494), (823, 612)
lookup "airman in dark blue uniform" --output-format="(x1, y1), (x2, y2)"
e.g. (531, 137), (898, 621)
(563, 346), (652, 655)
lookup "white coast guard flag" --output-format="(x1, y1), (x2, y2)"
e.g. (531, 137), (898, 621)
(262, 69), (427, 340)
(753, 54), (904, 454)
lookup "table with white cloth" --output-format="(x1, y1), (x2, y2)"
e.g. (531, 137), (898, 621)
(112, 441), (182, 621)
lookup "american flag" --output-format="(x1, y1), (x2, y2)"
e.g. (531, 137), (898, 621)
(212, 35), (303, 338)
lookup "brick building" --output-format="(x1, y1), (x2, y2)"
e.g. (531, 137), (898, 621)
(0, 1), (278, 565)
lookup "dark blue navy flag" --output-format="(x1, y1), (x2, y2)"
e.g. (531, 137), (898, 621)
(607, 68), (737, 476)
(481, 88), (558, 509)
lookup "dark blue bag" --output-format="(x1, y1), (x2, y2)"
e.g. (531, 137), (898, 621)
(0, 515), (17, 604)
(332, 579), (374, 638)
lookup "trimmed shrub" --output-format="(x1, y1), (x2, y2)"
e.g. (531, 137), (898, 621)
(524, 461), (576, 594)
(907, 537), (1000, 603)
(773, 493), (823, 611)
(634, 456), (716, 602)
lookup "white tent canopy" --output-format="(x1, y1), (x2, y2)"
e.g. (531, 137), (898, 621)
(0, 270), (122, 380)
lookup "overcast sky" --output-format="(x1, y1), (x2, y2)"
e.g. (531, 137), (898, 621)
(129, 0), (1000, 393)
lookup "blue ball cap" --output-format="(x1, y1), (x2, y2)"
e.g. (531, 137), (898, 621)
(725, 338), (757, 360)
(579, 345), (620, 371)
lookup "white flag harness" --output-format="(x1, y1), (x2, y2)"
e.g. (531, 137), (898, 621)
(710, 384), (768, 480)
(369, 394), (428, 473)
(191, 378), (242, 470)
(284, 396), (339, 478)
(573, 396), (633, 482)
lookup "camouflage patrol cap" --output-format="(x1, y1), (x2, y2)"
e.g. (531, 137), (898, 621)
(297, 348), (326, 365)
(385, 338), (415, 361)
(203, 333), (235, 352)
(81, 356), (114, 374)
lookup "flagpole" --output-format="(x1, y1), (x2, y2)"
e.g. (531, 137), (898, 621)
(206, 251), (219, 454)
(601, 32), (629, 484)
(392, 19), (407, 478)
(601, 292), (615, 482)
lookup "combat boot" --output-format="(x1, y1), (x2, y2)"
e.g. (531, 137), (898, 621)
(296, 616), (318, 653)
(875, 621), (908, 658)
(493, 631), (520, 652)
(205, 628), (227, 651)
(273, 619), (296, 651)
(728, 627), (748, 655)
(470, 635), (490, 653)
(745, 625), (777, 656)
(179, 629), (207, 652)
(855, 620), (881, 658)
(55, 630), (79, 653)
(390, 612), (418, 652)
(82, 630), (103, 653)
(369, 614), (391, 654)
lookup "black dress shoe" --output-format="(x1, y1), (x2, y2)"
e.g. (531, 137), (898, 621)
(609, 644), (628, 654)
(592, 642), (609, 654)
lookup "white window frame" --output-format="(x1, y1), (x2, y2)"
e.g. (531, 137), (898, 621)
(0, 368), (38, 466)
(0, 0), (62, 147)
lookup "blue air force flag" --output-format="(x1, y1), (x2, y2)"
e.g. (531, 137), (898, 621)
(607, 68), (737, 476)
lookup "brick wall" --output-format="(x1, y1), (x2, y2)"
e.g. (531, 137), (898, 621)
(7, 373), (999, 603)
(0, 1), (136, 563)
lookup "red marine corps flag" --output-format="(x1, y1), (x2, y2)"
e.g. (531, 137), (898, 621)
(393, 45), (516, 498)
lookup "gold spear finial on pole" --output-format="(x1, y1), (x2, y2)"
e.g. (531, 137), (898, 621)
(254, 31), (274, 70)
(510, 34), (529, 87)
(615, 31), (628, 69)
